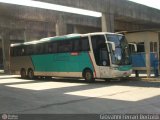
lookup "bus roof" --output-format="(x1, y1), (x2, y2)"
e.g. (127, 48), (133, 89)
(11, 32), (123, 47)
(11, 34), (82, 47)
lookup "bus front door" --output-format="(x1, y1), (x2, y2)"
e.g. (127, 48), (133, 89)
(98, 48), (111, 78)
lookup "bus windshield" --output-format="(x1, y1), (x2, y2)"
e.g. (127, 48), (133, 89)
(106, 34), (130, 65)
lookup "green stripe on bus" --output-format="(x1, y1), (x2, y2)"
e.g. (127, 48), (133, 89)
(118, 65), (132, 71)
(31, 52), (94, 72)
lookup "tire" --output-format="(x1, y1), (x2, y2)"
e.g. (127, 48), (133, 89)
(45, 76), (52, 80)
(104, 78), (112, 82)
(28, 69), (34, 79)
(20, 69), (26, 79)
(83, 69), (95, 82)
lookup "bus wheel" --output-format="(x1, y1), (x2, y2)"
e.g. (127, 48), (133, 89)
(28, 69), (34, 79)
(45, 76), (52, 80)
(83, 69), (95, 82)
(104, 78), (111, 82)
(20, 69), (26, 79)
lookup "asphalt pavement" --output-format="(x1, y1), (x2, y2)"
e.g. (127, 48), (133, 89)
(0, 75), (160, 114)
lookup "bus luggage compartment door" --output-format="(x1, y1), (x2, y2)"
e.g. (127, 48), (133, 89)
(99, 66), (111, 78)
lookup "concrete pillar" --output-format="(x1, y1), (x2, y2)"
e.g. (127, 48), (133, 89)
(158, 33), (160, 71)
(157, 33), (160, 73)
(101, 13), (115, 32)
(0, 37), (2, 69)
(1, 31), (10, 74)
(56, 16), (67, 36)
(74, 26), (79, 33)
(24, 30), (27, 42)
(145, 41), (151, 77)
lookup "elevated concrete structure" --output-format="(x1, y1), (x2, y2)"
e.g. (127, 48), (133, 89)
(38, 0), (160, 31)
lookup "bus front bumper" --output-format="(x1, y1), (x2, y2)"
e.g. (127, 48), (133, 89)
(111, 69), (132, 78)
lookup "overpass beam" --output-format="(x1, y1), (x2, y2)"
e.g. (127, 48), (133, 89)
(101, 13), (115, 32)
(56, 16), (67, 36)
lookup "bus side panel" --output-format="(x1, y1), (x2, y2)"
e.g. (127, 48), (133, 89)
(31, 52), (94, 77)
(10, 56), (34, 74)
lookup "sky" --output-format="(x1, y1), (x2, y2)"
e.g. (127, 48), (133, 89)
(0, 0), (159, 17)
(128, 0), (160, 10)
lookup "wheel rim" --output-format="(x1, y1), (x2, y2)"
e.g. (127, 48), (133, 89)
(28, 70), (33, 79)
(21, 70), (26, 78)
(85, 71), (92, 80)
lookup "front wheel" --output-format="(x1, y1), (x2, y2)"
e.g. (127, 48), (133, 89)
(28, 69), (34, 79)
(104, 78), (112, 82)
(83, 69), (95, 83)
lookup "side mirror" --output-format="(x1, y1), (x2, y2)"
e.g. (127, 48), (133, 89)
(106, 41), (116, 51)
(129, 43), (137, 52)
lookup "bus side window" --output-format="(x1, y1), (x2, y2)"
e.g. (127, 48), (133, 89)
(36, 44), (44, 54)
(73, 39), (81, 52)
(26, 45), (33, 55)
(52, 42), (58, 53)
(10, 47), (14, 56)
(11, 47), (17, 57)
(64, 40), (72, 52)
(58, 40), (73, 53)
(81, 37), (90, 51)
(11, 47), (15, 56)
(58, 41), (64, 53)
(16, 46), (24, 56)
(15, 47), (19, 56)
(48, 43), (53, 53)
(129, 42), (144, 53)
(44, 43), (49, 54)
(21, 47), (25, 56)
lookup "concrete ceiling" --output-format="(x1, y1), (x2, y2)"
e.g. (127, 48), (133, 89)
(0, 1), (160, 32)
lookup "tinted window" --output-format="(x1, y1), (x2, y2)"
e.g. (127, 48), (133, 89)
(26, 45), (33, 55)
(58, 40), (73, 53)
(11, 37), (90, 56)
(11, 47), (16, 56)
(92, 35), (106, 50)
(52, 42), (58, 53)
(39, 44), (44, 54)
(43, 43), (49, 54)
(12, 46), (25, 56)
(81, 38), (90, 51)
(48, 42), (58, 53)
(137, 42), (145, 53)
(73, 39), (81, 52)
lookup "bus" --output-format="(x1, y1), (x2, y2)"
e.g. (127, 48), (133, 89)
(10, 32), (135, 82)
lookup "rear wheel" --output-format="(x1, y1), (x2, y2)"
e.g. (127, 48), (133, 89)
(28, 69), (34, 79)
(83, 69), (95, 83)
(45, 76), (52, 80)
(104, 78), (112, 82)
(20, 69), (26, 79)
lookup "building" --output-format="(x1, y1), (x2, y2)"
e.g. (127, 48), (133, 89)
(125, 30), (160, 77)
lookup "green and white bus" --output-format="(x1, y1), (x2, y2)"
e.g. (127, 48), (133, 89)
(10, 32), (134, 82)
